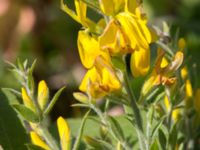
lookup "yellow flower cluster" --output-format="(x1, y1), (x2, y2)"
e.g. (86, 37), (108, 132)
(62, 0), (155, 98)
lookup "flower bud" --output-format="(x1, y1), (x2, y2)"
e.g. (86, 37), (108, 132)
(21, 87), (35, 112)
(37, 80), (49, 110)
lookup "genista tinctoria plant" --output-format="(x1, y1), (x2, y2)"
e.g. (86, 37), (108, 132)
(2, 0), (200, 150)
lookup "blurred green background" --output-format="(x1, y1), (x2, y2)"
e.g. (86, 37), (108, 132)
(0, 0), (200, 119)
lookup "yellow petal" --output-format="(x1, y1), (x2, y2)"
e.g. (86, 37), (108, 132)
(178, 38), (186, 50)
(95, 57), (121, 91)
(21, 88), (35, 112)
(99, 0), (125, 15)
(164, 95), (170, 112)
(141, 71), (157, 95)
(181, 67), (188, 80)
(30, 131), (50, 150)
(78, 31), (110, 68)
(130, 47), (150, 77)
(79, 57), (121, 98)
(164, 96), (181, 122)
(57, 117), (70, 150)
(172, 108), (181, 122)
(160, 57), (169, 68)
(185, 79), (193, 98)
(116, 12), (151, 50)
(75, 0), (87, 22)
(167, 51), (184, 72)
(37, 80), (49, 110)
(99, 20), (130, 55)
(125, 0), (138, 14)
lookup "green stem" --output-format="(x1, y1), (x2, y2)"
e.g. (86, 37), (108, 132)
(123, 71), (143, 132)
(165, 87), (172, 130)
(156, 41), (174, 56)
(72, 110), (91, 150)
(38, 123), (59, 150)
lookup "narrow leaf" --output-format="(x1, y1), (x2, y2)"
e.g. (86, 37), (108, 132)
(72, 110), (90, 150)
(150, 140), (159, 150)
(158, 129), (166, 150)
(26, 144), (46, 150)
(109, 116), (125, 141)
(12, 104), (39, 123)
(44, 87), (65, 115)
(1, 88), (19, 105)
(168, 123), (177, 150)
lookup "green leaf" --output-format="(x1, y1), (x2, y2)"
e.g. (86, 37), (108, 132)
(71, 103), (90, 108)
(84, 136), (103, 149)
(73, 92), (89, 104)
(72, 110), (90, 150)
(1, 88), (19, 105)
(12, 104), (39, 123)
(84, 136), (114, 150)
(29, 59), (37, 74)
(168, 123), (177, 150)
(81, 0), (100, 11)
(150, 140), (159, 150)
(26, 144), (46, 150)
(0, 94), (28, 150)
(111, 56), (125, 71)
(151, 117), (165, 139)
(109, 116), (125, 141)
(44, 86), (65, 115)
(158, 129), (166, 150)
(61, 0), (81, 24)
(17, 59), (24, 72)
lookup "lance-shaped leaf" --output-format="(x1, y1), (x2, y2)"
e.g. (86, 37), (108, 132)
(12, 104), (39, 123)
(2, 88), (19, 105)
(44, 87), (65, 116)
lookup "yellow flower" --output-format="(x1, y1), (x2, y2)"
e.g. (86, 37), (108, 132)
(164, 96), (181, 122)
(154, 50), (184, 86)
(79, 57), (121, 98)
(99, 0), (125, 16)
(30, 131), (50, 150)
(57, 117), (71, 150)
(37, 80), (49, 110)
(130, 47), (150, 77)
(194, 89), (200, 115)
(181, 67), (188, 80)
(178, 38), (186, 51)
(124, 0), (139, 14)
(21, 88), (36, 112)
(100, 11), (153, 56)
(185, 79), (193, 98)
(114, 13), (151, 52)
(99, 20), (130, 55)
(78, 30), (110, 69)
(141, 50), (184, 95)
